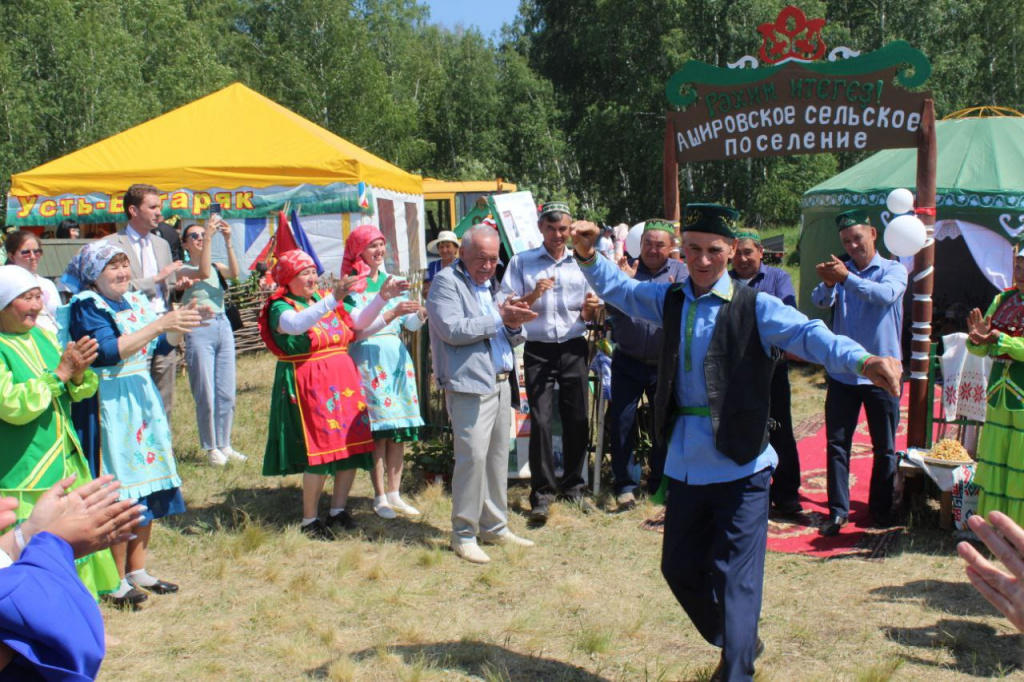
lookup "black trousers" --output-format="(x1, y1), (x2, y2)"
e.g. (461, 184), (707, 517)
(662, 468), (772, 682)
(768, 362), (801, 505)
(524, 337), (590, 507)
(608, 351), (666, 495)
(824, 378), (900, 521)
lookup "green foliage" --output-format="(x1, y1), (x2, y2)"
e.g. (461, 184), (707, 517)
(0, 0), (1019, 230)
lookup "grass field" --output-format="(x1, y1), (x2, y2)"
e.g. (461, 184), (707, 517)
(95, 349), (1024, 681)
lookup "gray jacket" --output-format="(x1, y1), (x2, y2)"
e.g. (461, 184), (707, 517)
(426, 261), (527, 396)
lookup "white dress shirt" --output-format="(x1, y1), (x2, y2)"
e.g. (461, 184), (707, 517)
(125, 225), (166, 312)
(499, 245), (591, 343)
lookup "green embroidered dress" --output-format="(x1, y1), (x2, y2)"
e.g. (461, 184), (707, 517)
(968, 289), (1024, 525)
(0, 326), (119, 597)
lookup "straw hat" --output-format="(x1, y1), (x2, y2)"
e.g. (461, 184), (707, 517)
(427, 230), (460, 255)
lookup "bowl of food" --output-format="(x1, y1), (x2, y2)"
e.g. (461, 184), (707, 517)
(921, 438), (973, 467)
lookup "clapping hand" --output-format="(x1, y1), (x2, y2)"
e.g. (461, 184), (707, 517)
(499, 297), (538, 329)
(816, 255), (849, 286)
(174, 276), (197, 292)
(379, 275), (412, 301)
(21, 474), (145, 559)
(56, 336), (99, 384)
(163, 299), (206, 334)
(332, 275), (360, 301)
(618, 255), (638, 278)
(391, 300), (421, 318)
(967, 308), (1000, 346)
(958, 511), (1024, 632)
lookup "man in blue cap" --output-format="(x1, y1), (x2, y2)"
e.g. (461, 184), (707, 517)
(812, 210), (907, 537)
(570, 205), (902, 682)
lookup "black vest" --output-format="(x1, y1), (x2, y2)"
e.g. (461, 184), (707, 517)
(653, 282), (779, 465)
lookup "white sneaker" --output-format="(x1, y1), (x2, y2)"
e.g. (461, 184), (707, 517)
(372, 499), (398, 519)
(482, 532), (535, 548)
(450, 540), (491, 564)
(387, 495), (421, 516)
(220, 446), (249, 462)
(207, 449), (228, 466)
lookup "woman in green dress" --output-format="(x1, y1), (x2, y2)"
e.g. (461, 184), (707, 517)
(258, 249), (409, 539)
(0, 265), (120, 598)
(967, 252), (1024, 526)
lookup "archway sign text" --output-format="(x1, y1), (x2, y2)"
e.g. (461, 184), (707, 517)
(665, 6), (932, 162)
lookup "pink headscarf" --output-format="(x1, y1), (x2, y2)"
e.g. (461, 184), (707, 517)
(340, 224), (385, 294)
(272, 250), (316, 291)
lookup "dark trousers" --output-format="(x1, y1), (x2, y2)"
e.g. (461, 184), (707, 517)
(608, 351), (666, 495)
(824, 378), (900, 521)
(662, 468), (772, 682)
(768, 362), (801, 505)
(524, 338), (590, 507)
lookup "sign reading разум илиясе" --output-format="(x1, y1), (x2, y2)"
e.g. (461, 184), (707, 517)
(666, 6), (932, 163)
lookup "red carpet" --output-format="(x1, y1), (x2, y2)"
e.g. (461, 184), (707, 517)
(766, 390), (914, 558)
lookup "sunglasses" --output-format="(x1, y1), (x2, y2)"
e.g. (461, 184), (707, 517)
(18, 248), (43, 257)
(185, 232), (204, 241)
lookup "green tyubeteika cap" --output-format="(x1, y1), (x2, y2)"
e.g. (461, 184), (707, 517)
(681, 203), (739, 238)
(734, 228), (762, 244)
(642, 218), (676, 235)
(835, 209), (870, 231)
(539, 201), (571, 220)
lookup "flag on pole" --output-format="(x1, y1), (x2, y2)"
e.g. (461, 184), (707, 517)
(289, 209), (325, 275)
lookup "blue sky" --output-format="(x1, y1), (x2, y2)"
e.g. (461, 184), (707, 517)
(421, 0), (521, 37)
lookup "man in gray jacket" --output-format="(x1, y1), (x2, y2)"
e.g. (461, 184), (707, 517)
(426, 226), (539, 564)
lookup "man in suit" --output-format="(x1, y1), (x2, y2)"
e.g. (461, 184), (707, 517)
(426, 225), (538, 564)
(106, 184), (184, 420)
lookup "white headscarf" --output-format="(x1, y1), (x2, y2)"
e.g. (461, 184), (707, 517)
(0, 265), (41, 311)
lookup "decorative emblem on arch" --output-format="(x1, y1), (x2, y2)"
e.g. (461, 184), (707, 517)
(758, 5), (826, 65)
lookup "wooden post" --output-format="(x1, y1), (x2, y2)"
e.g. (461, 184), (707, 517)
(906, 100), (937, 448)
(664, 117), (680, 221)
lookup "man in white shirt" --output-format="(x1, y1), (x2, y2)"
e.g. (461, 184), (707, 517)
(499, 201), (599, 524)
(106, 184), (183, 420)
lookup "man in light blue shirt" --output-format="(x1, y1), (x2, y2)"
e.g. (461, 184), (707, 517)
(426, 226), (539, 565)
(571, 205), (902, 682)
(812, 209), (908, 537)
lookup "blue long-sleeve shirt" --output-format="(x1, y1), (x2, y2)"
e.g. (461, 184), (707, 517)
(607, 258), (689, 362)
(579, 253), (872, 485)
(811, 252), (906, 386)
(729, 264), (796, 307)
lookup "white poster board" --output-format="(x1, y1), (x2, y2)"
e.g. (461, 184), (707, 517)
(489, 191), (543, 255)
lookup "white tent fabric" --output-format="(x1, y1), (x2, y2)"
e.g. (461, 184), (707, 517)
(900, 219), (1014, 290)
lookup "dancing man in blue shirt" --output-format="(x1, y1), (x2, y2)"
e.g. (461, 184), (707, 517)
(811, 210), (908, 537)
(571, 204), (902, 682)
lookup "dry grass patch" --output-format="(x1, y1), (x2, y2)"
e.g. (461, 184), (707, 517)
(94, 353), (1024, 681)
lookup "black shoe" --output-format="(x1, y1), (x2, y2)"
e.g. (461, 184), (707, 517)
(326, 510), (358, 531)
(818, 515), (848, 537)
(103, 587), (149, 610)
(300, 518), (334, 541)
(135, 578), (178, 595)
(528, 501), (550, 526)
(710, 637), (765, 681)
(772, 499), (803, 516)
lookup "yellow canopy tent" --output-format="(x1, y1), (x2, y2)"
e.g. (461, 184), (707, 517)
(7, 83), (426, 273)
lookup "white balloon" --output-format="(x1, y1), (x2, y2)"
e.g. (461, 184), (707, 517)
(883, 214), (927, 257)
(626, 222), (645, 259)
(886, 187), (915, 215)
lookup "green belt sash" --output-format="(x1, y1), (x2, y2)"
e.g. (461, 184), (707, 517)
(675, 406), (711, 417)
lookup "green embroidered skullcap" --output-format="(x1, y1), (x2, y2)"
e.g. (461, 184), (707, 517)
(643, 218), (676, 235)
(835, 209), (870, 231)
(681, 203), (739, 238)
(539, 201), (571, 220)
(734, 228), (762, 244)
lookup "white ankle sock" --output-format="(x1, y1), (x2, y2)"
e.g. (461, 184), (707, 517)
(126, 569), (157, 588)
(386, 492), (403, 505)
(110, 578), (133, 598)
(301, 517), (318, 527)
(373, 495), (390, 508)
(329, 507), (345, 516)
